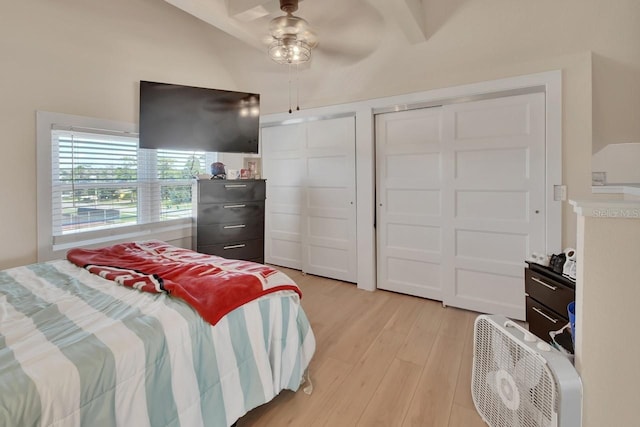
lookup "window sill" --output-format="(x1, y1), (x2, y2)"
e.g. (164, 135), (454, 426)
(41, 218), (193, 261)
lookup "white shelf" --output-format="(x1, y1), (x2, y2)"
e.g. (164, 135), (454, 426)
(570, 199), (640, 218)
(591, 184), (640, 197)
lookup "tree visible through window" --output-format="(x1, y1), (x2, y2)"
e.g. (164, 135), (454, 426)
(52, 129), (214, 236)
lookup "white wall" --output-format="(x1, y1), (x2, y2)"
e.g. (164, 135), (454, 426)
(592, 142), (640, 184)
(0, 0), (239, 269)
(573, 204), (640, 427)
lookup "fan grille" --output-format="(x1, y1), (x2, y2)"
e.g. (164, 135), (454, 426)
(472, 317), (559, 427)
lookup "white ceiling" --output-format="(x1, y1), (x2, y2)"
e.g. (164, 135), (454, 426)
(164, 0), (428, 66)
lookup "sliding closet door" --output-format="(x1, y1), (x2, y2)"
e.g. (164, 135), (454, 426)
(443, 93), (546, 319)
(376, 107), (446, 300)
(376, 93), (546, 320)
(303, 117), (357, 282)
(262, 123), (305, 269)
(262, 116), (357, 282)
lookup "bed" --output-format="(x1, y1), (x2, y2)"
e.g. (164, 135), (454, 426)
(0, 241), (315, 427)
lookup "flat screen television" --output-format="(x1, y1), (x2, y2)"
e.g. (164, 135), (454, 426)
(139, 81), (260, 153)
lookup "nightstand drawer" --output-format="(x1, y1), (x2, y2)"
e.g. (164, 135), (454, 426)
(525, 269), (574, 317)
(198, 180), (265, 203)
(526, 296), (568, 341)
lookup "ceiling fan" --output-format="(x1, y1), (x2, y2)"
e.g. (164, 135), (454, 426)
(267, 0), (318, 65)
(265, 0), (384, 66)
(264, 0), (382, 112)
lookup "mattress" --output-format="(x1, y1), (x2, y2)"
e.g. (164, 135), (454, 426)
(0, 259), (315, 427)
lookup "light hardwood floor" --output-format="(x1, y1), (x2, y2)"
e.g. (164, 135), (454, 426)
(237, 268), (487, 427)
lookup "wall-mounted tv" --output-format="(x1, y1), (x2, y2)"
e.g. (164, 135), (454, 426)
(139, 81), (260, 153)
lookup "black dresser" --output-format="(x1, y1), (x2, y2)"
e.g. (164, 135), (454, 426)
(525, 261), (575, 342)
(193, 179), (265, 263)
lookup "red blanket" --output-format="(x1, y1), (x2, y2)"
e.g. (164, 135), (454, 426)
(66, 240), (302, 325)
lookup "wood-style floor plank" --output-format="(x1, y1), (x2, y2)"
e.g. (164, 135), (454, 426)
(319, 328), (407, 427)
(401, 310), (468, 427)
(356, 358), (422, 427)
(238, 271), (487, 427)
(453, 313), (481, 412)
(448, 404), (487, 427)
(396, 298), (445, 366)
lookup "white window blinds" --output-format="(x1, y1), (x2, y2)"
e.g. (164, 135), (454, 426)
(51, 127), (213, 239)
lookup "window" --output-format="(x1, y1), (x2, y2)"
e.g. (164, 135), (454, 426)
(37, 112), (216, 261)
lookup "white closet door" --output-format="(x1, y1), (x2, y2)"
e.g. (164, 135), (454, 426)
(443, 93), (546, 319)
(262, 123), (305, 270)
(304, 117), (357, 282)
(376, 93), (546, 320)
(262, 116), (357, 282)
(376, 107), (445, 300)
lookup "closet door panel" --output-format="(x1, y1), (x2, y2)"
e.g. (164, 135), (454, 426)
(445, 93), (546, 320)
(376, 107), (445, 300)
(303, 117), (357, 282)
(375, 93), (546, 321)
(262, 123), (305, 269)
(262, 116), (357, 282)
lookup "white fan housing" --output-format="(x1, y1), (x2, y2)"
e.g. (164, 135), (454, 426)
(472, 315), (582, 427)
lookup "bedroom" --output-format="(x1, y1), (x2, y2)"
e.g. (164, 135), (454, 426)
(1, 0), (639, 426)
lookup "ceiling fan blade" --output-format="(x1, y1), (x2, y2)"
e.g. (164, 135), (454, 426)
(314, 43), (373, 65)
(310, 0), (384, 62)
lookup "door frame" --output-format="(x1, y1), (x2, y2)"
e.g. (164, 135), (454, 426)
(261, 70), (562, 292)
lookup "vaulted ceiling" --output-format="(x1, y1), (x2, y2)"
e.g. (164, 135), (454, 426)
(164, 0), (428, 64)
(161, 0), (455, 113)
(159, 0), (640, 123)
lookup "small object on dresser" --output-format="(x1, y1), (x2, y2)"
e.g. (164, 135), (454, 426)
(529, 252), (550, 267)
(550, 253), (566, 274)
(562, 248), (577, 280)
(211, 162), (226, 179)
(227, 169), (240, 180)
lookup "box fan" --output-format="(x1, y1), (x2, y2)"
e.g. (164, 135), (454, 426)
(472, 315), (582, 427)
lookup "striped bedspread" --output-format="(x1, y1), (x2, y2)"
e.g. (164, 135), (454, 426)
(0, 259), (315, 427)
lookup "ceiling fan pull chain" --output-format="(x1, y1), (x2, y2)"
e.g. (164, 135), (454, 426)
(288, 63), (293, 114)
(296, 63), (300, 111)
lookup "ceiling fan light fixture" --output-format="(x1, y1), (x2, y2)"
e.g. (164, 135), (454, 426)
(269, 37), (311, 64)
(267, 0), (317, 65)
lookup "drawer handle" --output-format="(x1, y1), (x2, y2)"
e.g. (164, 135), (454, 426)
(225, 184), (247, 189)
(223, 224), (246, 229)
(223, 244), (246, 250)
(223, 204), (246, 209)
(532, 307), (559, 324)
(531, 276), (558, 291)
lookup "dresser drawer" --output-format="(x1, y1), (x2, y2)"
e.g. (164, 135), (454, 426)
(197, 201), (264, 225)
(525, 269), (574, 317)
(197, 220), (264, 245)
(198, 239), (264, 261)
(526, 296), (568, 341)
(198, 180), (265, 203)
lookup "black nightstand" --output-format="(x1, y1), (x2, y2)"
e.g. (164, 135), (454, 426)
(525, 261), (575, 343)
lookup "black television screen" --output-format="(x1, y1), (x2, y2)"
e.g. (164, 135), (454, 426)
(139, 81), (260, 153)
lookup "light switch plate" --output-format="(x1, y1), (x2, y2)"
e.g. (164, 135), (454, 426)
(553, 185), (567, 201)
